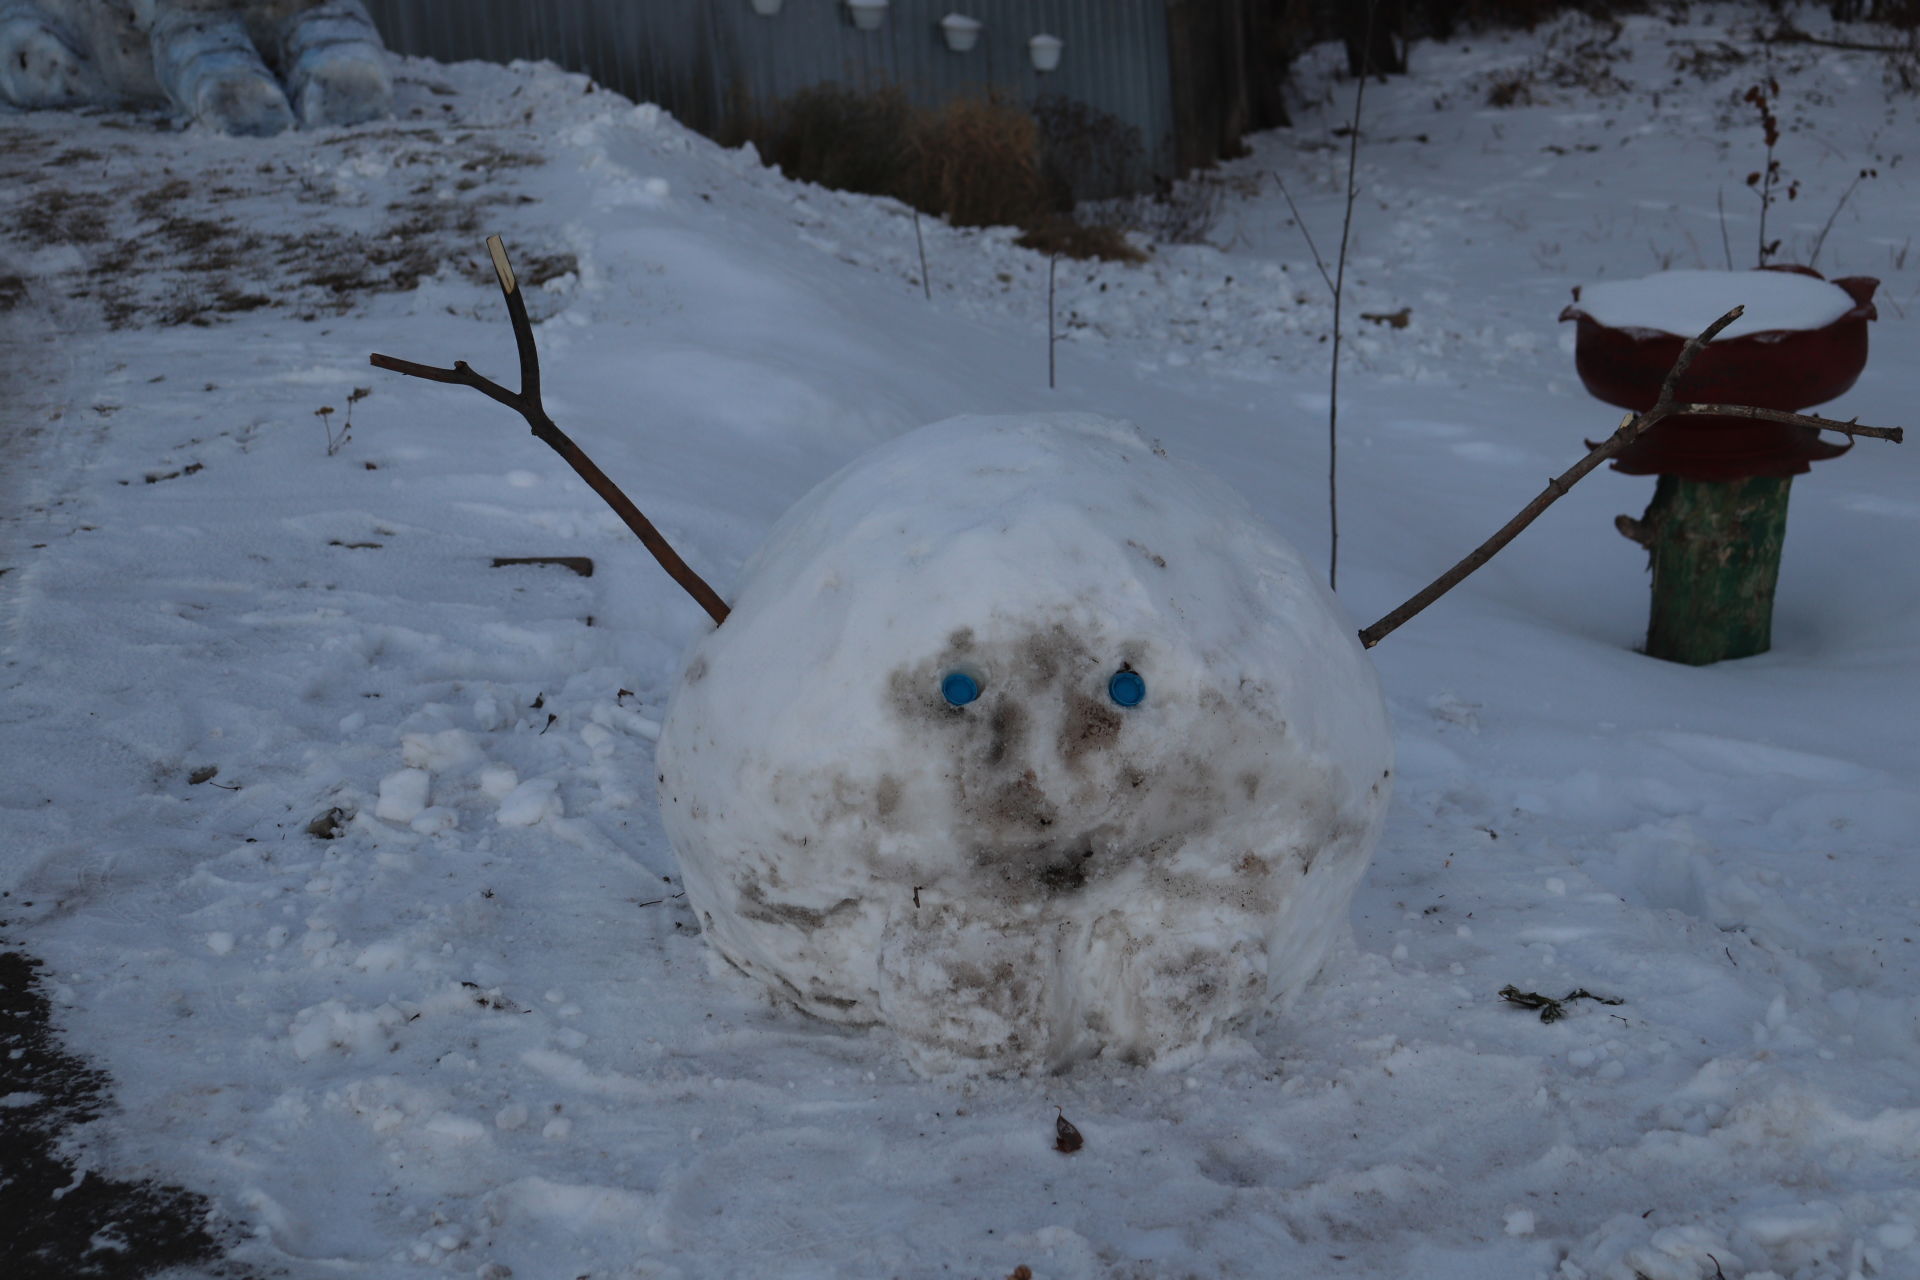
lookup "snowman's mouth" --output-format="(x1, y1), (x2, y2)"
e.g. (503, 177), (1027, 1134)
(974, 837), (1102, 895)
(1036, 846), (1096, 892)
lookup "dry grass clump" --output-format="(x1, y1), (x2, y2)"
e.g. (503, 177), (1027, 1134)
(1479, 10), (1635, 105)
(1015, 216), (1147, 263)
(898, 95), (1049, 230)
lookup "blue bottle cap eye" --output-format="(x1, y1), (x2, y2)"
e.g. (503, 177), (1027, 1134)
(941, 671), (981, 706)
(1108, 670), (1145, 707)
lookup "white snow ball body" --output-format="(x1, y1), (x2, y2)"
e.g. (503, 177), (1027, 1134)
(656, 414), (1392, 1074)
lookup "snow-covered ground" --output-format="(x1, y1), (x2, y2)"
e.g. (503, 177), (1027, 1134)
(3, 6), (1919, 1277)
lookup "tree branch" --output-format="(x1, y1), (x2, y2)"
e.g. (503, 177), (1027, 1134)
(1268, 170), (1335, 296)
(1764, 23), (1913, 55)
(1655, 303), (1744, 406)
(1356, 407), (1650, 649)
(1356, 305), (1905, 649)
(370, 236), (731, 627)
(1326, 0), (1375, 594)
(1670, 403), (1902, 443)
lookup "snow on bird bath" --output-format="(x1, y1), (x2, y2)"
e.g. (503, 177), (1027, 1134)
(1574, 268), (1858, 341)
(656, 414), (1393, 1075)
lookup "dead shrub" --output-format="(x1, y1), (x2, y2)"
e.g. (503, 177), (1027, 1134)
(758, 83), (914, 200)
(1155, 172), (1259, 243)
(1831, 3), (1920, 90)
(749, 85), (1145, 263)
(1080, 171), (1251, 248)
(899, 95), (1048, 229)
(1015, 216), (1147, 263)
(1669, 39), (1755, 81)
(1486, 70), (1539, 106)
(1481, 12), (1633, 104)
(1032, 95), (1144, 206)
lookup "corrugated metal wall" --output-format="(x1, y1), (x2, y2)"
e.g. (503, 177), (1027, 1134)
(360, 0), (1178, 196)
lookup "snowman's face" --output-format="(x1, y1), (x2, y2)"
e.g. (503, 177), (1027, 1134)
(656, 414), (1393, 1075)
(895, 621), (1151, 886)
(847, 606), (1382, 1072)
(879, 615), (1308, 913)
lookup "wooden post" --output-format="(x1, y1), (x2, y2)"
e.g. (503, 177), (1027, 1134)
(1628, 474), (1793, 665)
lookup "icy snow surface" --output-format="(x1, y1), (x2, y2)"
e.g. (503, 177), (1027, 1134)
(1575, 268), (1860, 339)
(658, 413), (1391, 1074)
(3, 5), (1920, 1278)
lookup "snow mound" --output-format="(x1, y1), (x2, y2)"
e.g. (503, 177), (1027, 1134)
(656, 414), (1393, 1074)
(1574, 268), (1858, 340)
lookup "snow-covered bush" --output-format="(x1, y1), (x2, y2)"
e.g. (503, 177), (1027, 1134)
(656, 414), (1394, 1074)
(0, 0), (390, 134)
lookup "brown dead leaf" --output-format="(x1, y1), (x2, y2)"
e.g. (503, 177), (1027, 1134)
(1054, 1110), (1083, 1155)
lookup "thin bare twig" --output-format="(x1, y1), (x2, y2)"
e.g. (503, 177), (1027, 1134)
(1269, 170), (1336, 295)
(1807, 168), (1876, 271)
(370, 236), (731, 627)
(1716, 187), (1734, 271)
(912, 208), (932, 301)
(1749, 82), (1781, 267)
(1048, 252), (1059, 390)
(1327, 0), (1375, 593)
(1654, 303), (1740, 406)
(1670, 402), (1902, 443)
(1357, 410), (1649, 649)
(1355, 304), (1903, 648)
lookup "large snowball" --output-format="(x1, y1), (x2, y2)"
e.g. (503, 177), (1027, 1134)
(656, 415), (1392, 1074)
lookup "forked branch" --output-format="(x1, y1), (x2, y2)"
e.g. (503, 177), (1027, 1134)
(1357, 305), (1905, 649)
(370, 236), (730, 627)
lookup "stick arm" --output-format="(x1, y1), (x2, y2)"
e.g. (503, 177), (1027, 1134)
(370, 236), (731, 628)
(1356, 305), (1906, 648)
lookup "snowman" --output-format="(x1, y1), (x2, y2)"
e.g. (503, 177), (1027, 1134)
(372, 244), (1396, 1074)
(654, 413), (1393, 1073)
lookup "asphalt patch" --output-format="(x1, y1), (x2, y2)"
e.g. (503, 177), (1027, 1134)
(0, 949), (224, 1279)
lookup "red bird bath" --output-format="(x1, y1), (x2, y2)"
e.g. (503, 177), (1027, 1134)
(1560, 267), (1877, 665)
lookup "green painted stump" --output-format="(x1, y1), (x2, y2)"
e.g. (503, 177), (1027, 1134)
(1619, 475), (1793, 665)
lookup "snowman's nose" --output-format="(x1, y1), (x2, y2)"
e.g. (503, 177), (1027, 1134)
(973, 833), (1102, 895)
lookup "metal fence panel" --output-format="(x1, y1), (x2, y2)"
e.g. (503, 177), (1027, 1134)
(362, 0), (1180, 195)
